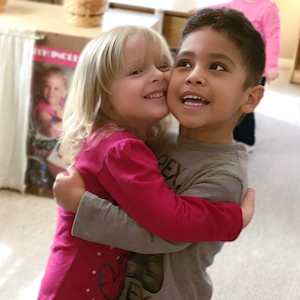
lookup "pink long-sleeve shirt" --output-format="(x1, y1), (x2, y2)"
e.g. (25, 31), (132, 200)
(211, 0), (281, 72)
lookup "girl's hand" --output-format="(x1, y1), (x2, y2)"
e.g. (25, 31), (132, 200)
(53, 166), (86, 213)
(241, 188), (255, 228)
(55, 106), (64, 120)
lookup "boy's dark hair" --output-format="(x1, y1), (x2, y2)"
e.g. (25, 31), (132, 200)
(180, 8), (265, 90)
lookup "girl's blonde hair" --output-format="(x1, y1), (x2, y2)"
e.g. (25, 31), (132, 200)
(60, 25), (173, 164)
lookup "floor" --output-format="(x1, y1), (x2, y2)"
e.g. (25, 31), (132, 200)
(0, 68), (299, 300)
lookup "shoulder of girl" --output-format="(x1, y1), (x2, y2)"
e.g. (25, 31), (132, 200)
(104, 131), (146, 151)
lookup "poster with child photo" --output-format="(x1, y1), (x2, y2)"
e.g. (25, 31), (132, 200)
(25, 45), (81, 196)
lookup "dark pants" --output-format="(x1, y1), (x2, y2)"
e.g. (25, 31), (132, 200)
(233, 77), (266, 145)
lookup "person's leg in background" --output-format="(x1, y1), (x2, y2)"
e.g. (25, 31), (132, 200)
(233, 77), (266, 152)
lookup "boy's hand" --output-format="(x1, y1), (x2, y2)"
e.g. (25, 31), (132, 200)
(241, 188), (255, 228)
(53, 166), (86, 213)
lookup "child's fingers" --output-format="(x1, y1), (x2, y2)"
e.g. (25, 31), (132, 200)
(66, 165), (78, 175)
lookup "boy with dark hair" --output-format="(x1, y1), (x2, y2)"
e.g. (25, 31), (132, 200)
(190, 0), (280, 151)
(54, 8), (265, 299)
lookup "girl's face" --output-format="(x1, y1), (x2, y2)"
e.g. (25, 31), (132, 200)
(109, 35), (171, 131)
(43, 74), (67, 106)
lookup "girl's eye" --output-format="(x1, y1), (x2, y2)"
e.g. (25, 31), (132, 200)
(130, 70), (142, 75)
(176, 60), (192, 68)
(158, 64), (171, 72)
(210, 63), (227, 71)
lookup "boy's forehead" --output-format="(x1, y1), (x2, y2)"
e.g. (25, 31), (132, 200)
(179, 28), (244, 66)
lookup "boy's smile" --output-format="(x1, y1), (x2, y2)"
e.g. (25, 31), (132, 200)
(168, 28), (253, 144)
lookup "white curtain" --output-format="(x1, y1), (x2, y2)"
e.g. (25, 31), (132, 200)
(0, 27), (36, 193)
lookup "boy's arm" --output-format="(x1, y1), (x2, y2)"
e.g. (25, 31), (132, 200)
(54, 168), (190, 253)
(55, 167), (253, 252)
(73, 191), (191, 254)
(71, 189), (254, 254)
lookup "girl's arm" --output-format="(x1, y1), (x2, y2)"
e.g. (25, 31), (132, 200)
(91, 138), (242, 242)
(56, 138), (246, 243)
(73, 191), (191, 254)
(54, 167), (254, 253)
(36, 109), (53, 137)
(72, 190), (253, 254)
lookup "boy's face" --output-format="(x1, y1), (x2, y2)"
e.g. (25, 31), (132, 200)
(43, 74), (67, 106)
(168, 28), (252, 142)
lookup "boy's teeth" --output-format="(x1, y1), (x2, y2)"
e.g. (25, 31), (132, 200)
(183, 95), (204, 101)
(184, 101), (206, 106)
(183, 95), (208, 105)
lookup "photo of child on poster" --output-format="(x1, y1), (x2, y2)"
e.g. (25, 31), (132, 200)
(26, 46), (81, 195)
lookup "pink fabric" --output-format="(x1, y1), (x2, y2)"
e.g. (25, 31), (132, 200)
(33, 100), (56, 118)
(38, 130), (242, 299)
(210, 0), (281, 72)
(38, 207), (127, 300)
(33, 99), (65, 118)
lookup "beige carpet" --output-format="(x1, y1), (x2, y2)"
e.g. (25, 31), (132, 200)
(209, 112), (300, 300)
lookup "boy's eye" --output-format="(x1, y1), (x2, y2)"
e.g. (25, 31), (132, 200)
(176, 60), (192, 68)
(210, 63), (227, 71)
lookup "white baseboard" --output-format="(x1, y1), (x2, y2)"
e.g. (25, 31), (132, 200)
(279, 58), (293, 69)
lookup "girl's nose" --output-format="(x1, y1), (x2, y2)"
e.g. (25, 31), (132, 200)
(149, 66), (164, 83)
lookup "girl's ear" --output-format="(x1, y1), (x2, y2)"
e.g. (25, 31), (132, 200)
(242, 85), (264, 114)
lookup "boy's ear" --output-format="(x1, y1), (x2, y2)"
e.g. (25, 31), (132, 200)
(242, 85), (264, 114)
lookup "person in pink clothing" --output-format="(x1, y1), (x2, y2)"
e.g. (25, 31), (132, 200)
(190, 0), (281, 151)
(37, 25), (255, 300)
(33, 66), (67, 138)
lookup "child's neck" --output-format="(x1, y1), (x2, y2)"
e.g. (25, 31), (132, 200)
(49, 102), (61, 109)
(179, 125), (235, 145)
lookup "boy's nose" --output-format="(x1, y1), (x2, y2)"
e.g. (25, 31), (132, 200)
(185, 68), (207, 86)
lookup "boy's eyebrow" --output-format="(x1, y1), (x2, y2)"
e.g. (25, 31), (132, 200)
(209, 53), (236, 66)
(176, 51), (195, 58)
(176, 51), (236, 66)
